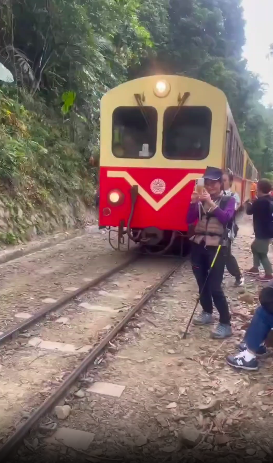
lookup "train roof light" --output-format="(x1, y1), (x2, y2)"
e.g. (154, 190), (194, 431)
(154, 80), (170, 98)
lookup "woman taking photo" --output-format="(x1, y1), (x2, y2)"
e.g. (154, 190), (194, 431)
(187, 167), (236, 339)
(222, 169), (244, 287)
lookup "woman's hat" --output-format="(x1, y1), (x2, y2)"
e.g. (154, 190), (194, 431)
(203, 166), (223, 181)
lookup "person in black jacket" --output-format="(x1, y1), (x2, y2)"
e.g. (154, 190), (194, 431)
(246, 179), (273, 281)
(226, 281), (273, 370)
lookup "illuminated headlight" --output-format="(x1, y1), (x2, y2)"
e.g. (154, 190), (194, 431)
(109, 192), (120, 203)
(108, 189), (124, 206)
(154, 80), (171, 98)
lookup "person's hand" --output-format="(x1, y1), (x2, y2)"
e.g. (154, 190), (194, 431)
(200, 191), (214, 206)
(191, 192), (199, 203)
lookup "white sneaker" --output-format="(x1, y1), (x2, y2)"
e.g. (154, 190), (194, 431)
(234, 276), (244, 287)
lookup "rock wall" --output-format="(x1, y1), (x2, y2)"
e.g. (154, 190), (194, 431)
(0, 195), (95, 245)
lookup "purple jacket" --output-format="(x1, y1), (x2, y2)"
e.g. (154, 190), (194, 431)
(186, 196), (236, 226)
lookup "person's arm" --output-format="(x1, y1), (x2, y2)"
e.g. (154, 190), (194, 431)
(212, 196), (236, 225)
(234, 192), (241, 209)
(186, 202), (199, 224)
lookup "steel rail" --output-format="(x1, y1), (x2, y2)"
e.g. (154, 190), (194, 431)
(0, 259), (184, 461)
(0, 254), (139, 346)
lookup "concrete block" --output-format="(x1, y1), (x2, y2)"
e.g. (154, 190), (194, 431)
(77, 345), (92, 353)
(39, 340), (76, 352)
(15, 312), (32, 319)
(56, 317), (69, 324)
(87, 381), (125, 397)
(28, 337), (76, 353)
(46, 427), (94, 450)
(28, 337), (42, 347)
(79, 303), (115, 313)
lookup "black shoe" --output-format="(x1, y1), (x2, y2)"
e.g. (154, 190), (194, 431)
(237, 342), (267, 356)
(226, 352), (258, 371)
(234, 276), (245, 287)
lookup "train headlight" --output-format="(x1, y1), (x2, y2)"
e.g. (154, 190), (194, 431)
(154, 80), (171, 98)
(108, 189), (124, 206)
(109, 192), (120, 203)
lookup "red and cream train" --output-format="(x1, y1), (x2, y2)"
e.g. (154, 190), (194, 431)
(98, 75), (258, 252)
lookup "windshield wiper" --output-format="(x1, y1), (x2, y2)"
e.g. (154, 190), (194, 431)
(168, 91), (190, 130)
(134, 93), (150, 129)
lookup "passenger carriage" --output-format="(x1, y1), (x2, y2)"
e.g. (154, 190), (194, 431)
(98, 75), (258, 253)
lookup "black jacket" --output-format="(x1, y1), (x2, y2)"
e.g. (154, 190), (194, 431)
(246, 195), (273, 239)
(259, 280), (273, 314)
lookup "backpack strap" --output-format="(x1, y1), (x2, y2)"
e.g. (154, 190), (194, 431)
(219, 195), (231, 210)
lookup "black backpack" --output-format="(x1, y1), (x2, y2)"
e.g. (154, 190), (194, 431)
(267, 198), (273, 238)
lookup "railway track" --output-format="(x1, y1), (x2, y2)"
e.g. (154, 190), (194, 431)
(0, 253), (138, 346)
(0, 254), (187, 461)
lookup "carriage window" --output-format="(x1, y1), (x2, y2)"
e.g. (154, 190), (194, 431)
(112, 107), (157, 159)
(226, 126), (233, 170)
(246, 161), (252, 180)
(162, 107), (212, 160)
(226, 124), (244, 177)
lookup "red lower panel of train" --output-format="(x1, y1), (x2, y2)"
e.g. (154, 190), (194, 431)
(99, 166), (206, 232)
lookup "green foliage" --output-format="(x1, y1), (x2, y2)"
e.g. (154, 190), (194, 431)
(0, 0), (272, 213)
(1, 231), (17, 245)
(61, 92), (76, 115)
(136, 0), (273, 176)
(0, 88), (93, 209)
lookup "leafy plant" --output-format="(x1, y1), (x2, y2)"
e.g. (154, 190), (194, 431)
(61, 92), (76, 115)
(0, 0), (271, 222)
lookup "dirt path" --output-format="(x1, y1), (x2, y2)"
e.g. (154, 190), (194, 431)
(0, 228), (134, 330)
(5, 216), (273, 463)
(0, 257), (176, 447)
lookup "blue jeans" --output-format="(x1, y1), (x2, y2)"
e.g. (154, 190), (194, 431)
(245, 306), (273, 352)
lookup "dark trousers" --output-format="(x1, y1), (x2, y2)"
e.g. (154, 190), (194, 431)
(226, 240), (241, 280)
(245, 306), (273, 352)
(191, 242), (231, 325)
(251, 238), (272, 275)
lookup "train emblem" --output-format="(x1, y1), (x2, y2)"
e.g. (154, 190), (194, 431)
(150, 179), (166, 195)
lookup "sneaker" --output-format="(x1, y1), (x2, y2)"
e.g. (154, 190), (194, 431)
(246, 267), (259, 275)
(226, 351), (258, 371)
(211, 323), (232, 339)
(237, 342), (267, 356)
(193, 311), (213, 325)
(259, 275), (273, 282)
(234, 276), (245, 287)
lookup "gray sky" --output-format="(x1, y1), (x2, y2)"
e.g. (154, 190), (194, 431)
(242, 0), (273, 105)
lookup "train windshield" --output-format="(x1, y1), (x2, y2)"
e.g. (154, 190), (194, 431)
(162, 107), (212, 160)
(112, 107), (157, 159)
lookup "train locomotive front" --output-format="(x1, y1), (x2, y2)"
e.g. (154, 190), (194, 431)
(98, 75), (229, 253)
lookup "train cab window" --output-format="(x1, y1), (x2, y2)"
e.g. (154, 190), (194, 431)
(162, 107), (212, 160)
(112, 107), (157, 159)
